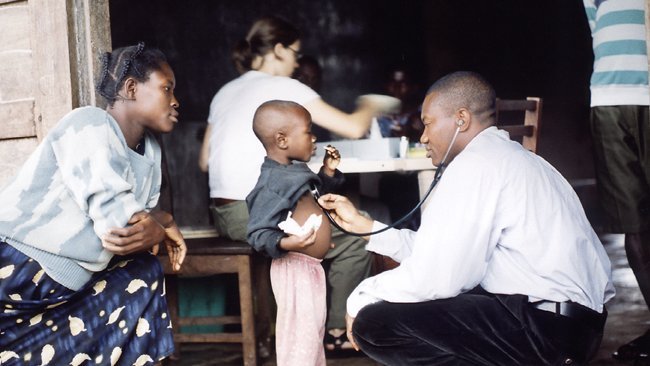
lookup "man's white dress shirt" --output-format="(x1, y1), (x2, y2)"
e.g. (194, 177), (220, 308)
(347, 126), (615, 317)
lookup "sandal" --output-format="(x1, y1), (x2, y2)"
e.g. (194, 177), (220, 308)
(324, 329), (354, 351)
(613, 330), (650, 361)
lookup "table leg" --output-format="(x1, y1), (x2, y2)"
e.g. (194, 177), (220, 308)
(417, 169), (436, 212)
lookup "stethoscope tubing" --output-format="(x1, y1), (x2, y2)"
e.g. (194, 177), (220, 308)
(314, 125), (461, 237)
(314, 164), (445, 236)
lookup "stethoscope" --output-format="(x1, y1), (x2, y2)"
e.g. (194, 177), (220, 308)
(313, 121), (463, 237)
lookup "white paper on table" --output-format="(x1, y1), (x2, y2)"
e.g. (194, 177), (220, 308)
(278, 211), (322, 236)
(368, 117), (382, 139)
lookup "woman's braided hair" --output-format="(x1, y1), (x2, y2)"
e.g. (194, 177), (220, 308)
(96, 42), (168, 106)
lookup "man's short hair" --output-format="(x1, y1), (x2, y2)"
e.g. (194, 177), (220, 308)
(427, 71), (496, 123)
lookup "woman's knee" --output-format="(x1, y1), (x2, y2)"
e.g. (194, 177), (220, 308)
(114, 253), (165, 283)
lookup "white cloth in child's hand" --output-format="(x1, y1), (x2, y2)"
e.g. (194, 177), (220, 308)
(278, 211), (322, 236)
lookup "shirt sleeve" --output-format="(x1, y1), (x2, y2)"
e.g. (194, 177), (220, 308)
(365, 221), (417, 261)
(317, 167), (345, 194)
(347, 156), (501, 317)
(51, 122), (144, 238)
(246, 188), (290, 258)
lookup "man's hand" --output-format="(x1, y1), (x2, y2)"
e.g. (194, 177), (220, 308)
(317, 194), (373, 237)
(102, 211), (166, 255)
(322, 145), (341, 176)
(346, 313), (360, 351)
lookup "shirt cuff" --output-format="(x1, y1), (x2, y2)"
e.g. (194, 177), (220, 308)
(366, 221), (391, 254)
(346, 282), (381, 317)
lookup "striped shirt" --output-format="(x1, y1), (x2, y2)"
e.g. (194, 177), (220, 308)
(584, 0), (649, 106)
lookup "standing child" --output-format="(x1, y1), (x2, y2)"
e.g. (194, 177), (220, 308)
(246, 100), (343, 365)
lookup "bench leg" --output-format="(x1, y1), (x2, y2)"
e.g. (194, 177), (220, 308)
(239, 256), (257, 366)
(253, 256), (273, 359)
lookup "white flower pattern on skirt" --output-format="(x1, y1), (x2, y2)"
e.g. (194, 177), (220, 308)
(0, 242), (174, 365)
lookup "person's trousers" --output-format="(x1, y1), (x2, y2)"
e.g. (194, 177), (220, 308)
(323, 225), (372, 329)
(590, 105), (650, 233)
(352, 288), (606, 366)
(271, 253), (327, 366)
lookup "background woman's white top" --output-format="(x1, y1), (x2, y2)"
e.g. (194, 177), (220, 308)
(207, 70), (319, 199)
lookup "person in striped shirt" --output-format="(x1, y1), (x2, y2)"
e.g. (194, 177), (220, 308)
(583, 0), (650, 361)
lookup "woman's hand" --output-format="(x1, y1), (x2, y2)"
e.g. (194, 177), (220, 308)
(102, 210), (186, 270)
(317, 194), (373, 238)
(102, 211), (166, 255)
(162, 221), (186, 272)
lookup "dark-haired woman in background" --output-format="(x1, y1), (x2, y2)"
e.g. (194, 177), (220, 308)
(0, 42), (186, 365)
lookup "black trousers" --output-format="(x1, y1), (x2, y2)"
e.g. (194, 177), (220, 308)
(352, 288), (606, 366)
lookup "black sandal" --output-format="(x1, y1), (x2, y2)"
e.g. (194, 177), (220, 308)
(324, 330), (362, 358)
(324, 330), (349, 351)
(613, 330), (650, 361)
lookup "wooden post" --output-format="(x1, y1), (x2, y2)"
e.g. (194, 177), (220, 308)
(29, 0), (74, 139)
(29, 0), (111, 139)
(68, 0), (111, 109)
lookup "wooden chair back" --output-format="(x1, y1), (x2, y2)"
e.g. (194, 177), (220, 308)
(495, 97), (543, 153)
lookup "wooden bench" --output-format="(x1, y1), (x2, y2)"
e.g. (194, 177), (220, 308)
(158, 233), (271, 366)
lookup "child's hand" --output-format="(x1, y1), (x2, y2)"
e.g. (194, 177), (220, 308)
(279, 229), (317, 252)
(322, 145), (341, 176)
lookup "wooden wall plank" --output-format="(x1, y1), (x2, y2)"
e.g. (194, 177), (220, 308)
(0, 1), (36, 143)
(0, 0), (25, 6)
(0, 137), (38, 187)
(0, 0), (112, 186)
(0, 100), (35, 139)
(0, 51), (34, 101)
(29, 0), (73, 139)
(0, 2), (29, 51)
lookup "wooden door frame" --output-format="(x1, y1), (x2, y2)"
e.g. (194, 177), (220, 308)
(29, 0), (111, 139)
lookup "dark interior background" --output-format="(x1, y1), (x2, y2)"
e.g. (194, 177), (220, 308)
(110, 0), (596, 227)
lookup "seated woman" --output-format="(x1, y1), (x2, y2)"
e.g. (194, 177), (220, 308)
(0, 42), (186, 365)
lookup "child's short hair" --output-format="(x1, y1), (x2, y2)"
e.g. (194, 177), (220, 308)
(252, 100), (308, 148)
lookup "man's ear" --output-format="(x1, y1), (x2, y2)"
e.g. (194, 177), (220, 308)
(456, 108), (472, 131)
(276, 131), (288, 149)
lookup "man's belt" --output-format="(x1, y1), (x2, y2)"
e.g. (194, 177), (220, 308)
(530, 301), (605, 324)
(211, 197), (238, 207)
